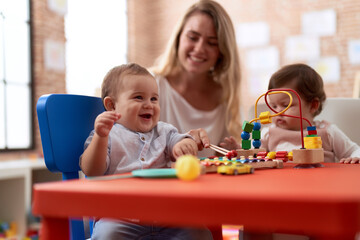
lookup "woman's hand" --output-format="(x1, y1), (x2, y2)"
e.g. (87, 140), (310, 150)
(187, 128), (210, 151)
(219, 136), (240, 150)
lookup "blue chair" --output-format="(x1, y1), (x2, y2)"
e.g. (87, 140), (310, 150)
(37, 94), (104, 240)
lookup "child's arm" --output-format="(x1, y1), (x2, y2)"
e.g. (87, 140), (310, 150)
(80, 111), (120, 176)
(339, 140), (360, 164)
(339, 157), (360, 164)
(328, 124), (360, 164)
(172, 138), (198, 159)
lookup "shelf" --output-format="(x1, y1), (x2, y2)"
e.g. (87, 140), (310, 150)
(0, 158), (61, 238)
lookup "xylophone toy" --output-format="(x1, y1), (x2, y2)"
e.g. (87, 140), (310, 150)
(209, 88), (324, 169)
(200, 154), (283, 173)
(217, 163), (254, 175)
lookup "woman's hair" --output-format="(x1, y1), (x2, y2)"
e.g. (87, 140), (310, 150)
(101, 63), (152, 101)
(268, 63), (326, 116)
(151, 0), (242, 139)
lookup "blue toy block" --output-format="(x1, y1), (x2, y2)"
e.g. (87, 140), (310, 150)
(253, 122), (261, 130)
(307, 126), (316, 131)
(252, 139), (261, 148)
(241, 131), (250, 140)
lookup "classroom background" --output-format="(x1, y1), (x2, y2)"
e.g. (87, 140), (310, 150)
(1, 0), (359, 161)
(0, 0), (360, 237)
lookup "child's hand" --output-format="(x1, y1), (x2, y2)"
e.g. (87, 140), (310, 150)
(219, 136), (240, 150)
(339, 157), (360, 164)
(94, 111), (121, 137)
(172, 138), (198, 159)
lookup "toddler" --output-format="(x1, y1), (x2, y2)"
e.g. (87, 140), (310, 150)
(80, 63), (212, 239)
(221, 63), (360, 163)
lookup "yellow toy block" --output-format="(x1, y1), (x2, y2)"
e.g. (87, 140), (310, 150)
(259, 111), (272, 124)
(304, 136), (322, 149)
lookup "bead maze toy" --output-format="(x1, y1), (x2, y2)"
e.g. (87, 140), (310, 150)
(209, 88), (324, 169)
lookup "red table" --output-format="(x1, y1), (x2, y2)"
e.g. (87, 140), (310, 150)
(32, 163), (360, 240)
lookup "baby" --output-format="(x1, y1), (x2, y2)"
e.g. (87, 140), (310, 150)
(221, 63), (360, 163)
(80, 63), (212, 239)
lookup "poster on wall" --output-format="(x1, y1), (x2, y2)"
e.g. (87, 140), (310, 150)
(236, 22), (270, 48)
(44, 39), (65, 72)
(348, 40), (360, 65)
(301, 9), (336, 36)
(48, 0), (67, 16)
(285, 35), (320, 61)
(308, 57), (340, 83)
(246, 46), (279, 95)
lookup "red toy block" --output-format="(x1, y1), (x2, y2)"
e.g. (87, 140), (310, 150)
(307, 130), (317, 135)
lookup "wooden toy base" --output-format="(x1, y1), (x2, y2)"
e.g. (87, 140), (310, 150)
(292, 148), (324, 164)
(293, 163), (324, 169)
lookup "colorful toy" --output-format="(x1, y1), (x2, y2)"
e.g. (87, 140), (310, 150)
(217, 163), (254, 175)
(209, 88), (324, 169)
(209, 144), (238, 158)
(210, 143), (266, 160)
(0, 221), (18, 239)
(175, 155), (201, 181)
(245, 88), (324, 168)
(275, 151), (289, 161)
(292, 126), (324, 168)
(200, 155), (283, 173)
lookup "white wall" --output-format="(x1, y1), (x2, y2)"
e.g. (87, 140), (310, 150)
(65, 0), (127, 96)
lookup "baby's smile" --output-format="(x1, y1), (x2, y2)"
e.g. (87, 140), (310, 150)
(140, 113), (152, 119)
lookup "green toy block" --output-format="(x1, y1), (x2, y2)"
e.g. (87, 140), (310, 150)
(242, 139), (251, 150)
(242, 121), (254, 133)
(252, 130), (261, 140)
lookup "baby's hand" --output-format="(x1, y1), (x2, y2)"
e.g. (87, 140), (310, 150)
(339, 157), (360, 164)
(172, 138), (198, 159)
(219, 136), (240, 150)
(94, 111), (121, 137)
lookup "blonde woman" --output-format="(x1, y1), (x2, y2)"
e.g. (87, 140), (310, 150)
(151, 0), (242, 157)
